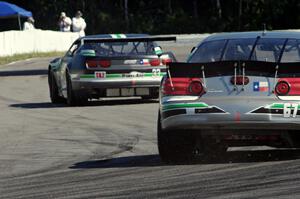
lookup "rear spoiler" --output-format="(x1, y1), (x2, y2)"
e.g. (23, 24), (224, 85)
(80, 36), (176, 45)
(168, 61), (300, 78)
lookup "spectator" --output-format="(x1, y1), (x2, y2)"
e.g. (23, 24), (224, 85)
(58, 12), (72, 32)
(72, 10), (86, 37)
(23, 17), (35, 30)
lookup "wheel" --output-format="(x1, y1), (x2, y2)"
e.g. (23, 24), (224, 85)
(66, 73), (87, 106)
(48, 71), (65, 104)
(157, 113), (199, 164)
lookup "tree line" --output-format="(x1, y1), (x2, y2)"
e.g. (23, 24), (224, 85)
(1, 0), (300, 34)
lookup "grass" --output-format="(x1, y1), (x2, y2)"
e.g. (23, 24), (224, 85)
(0, 51), (65, 66)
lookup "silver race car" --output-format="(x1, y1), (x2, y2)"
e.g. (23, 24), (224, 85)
(48, 34), (176, 106)
(158, 31), (300, 163)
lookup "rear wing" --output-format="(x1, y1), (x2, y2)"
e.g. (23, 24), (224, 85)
(79, 36), (176, 45)
(167, 61), (300, 78)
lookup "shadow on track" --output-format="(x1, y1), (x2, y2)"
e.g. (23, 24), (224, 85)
(10, 99), (158, 109)
(70, 149), (300, 169)
(0, 69), (47, 76)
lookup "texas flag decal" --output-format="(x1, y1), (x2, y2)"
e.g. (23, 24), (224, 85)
(139, 59), (149, 65)
(253, 81), (268, 92)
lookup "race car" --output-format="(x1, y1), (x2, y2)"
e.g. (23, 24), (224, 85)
(158, 31), (300, 163)
(48, 34), (176, 106)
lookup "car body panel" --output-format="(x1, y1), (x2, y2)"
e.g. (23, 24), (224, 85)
(159, 31), (300, 144)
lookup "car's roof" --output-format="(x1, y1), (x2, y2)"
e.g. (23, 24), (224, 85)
(202, 31), (300, 42)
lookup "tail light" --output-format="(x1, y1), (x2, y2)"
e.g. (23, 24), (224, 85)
(86, 60), (111, 68)
(86, 60), (98, 68)
(275, 81), (290, 96)
(162, 58), (172, 65)
(189, 80), (203, 95)
(99, 60), (111, 68)
(162, 77), (205, 96)
(150, 59), (160, 66)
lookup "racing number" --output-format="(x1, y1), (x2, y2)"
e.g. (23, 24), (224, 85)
(152, 69), (161, 77)
(283, 103), (298, 118)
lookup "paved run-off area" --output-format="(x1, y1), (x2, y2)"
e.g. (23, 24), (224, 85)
(1, 38), (300, 198)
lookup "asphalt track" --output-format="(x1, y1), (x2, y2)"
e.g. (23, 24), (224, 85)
(1, 41), (300, 199)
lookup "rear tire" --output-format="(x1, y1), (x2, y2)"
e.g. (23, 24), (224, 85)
(157, 113), (199, 164)
(48, 71), (65, 104)
(66, 73), (87, 106)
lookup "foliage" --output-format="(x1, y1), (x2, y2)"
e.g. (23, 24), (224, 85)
(1, 0), (300, 34)
(0, 51), (64, 66)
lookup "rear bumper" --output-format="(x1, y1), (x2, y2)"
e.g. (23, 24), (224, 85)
(161, 113), (300, 131)
(72, 77), (162, 90)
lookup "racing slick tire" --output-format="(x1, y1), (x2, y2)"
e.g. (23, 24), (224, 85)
(48, 71), (65, 104)
(157, 113), (199, 164)
(66, 73), (88, 106)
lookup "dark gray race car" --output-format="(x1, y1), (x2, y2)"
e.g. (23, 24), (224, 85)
(48, 34), (176, 106)
(158, 31), (300, 163)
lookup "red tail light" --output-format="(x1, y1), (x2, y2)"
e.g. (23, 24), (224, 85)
(275, 81), (290, 95)
(189, 81), (203, 95)
(86, 60), (111, 68)
(162, 77), (205, 96)
(150, 59), (160, 66)
(162, 58), (172, 65)
(86, 60), (98, 68)
(99, 60), (111, 68)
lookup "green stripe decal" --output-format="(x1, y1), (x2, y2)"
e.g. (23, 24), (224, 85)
(80, 72), (166, 79)
(162, 103), (209, 111)
(267, 103), (300, 109)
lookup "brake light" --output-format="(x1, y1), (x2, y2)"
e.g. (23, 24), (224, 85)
(275, 81), (290, 96)
(86, 60), (111, 68)
(162, 77), (205, 96)
(162, 58), (172, 65)
(150, 59), (160, 66)
(189, 81), (203, 95)
(99, 60), (111, 68)
(86, 60), (98, 68)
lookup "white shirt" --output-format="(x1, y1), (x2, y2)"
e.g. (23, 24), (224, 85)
(23, 22), (35, 30)
(59, 17), (72, 32)
(72, 17), (86, 37)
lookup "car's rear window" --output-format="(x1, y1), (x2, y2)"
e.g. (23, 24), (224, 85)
(79, 41), (157, 56)
(189, 37), (300, 63)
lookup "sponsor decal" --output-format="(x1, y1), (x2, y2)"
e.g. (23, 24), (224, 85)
(253, 81), (268, 92)
(161, 102), (227, 119)
(248, 103), (300, 118)
(122, 71), (144, 78)
(95, 71), (106, 78)
(80, 72), (166, 79)
(124, 60), (137, 65)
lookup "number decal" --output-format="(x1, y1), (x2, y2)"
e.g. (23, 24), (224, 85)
(152, 69), (161, 77)
(283, 103), (298, 118)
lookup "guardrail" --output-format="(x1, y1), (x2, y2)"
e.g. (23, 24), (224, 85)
(0, 30), (80, 56)
(0, 30), (211, 57)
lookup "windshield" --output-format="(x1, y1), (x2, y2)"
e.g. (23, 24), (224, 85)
(78, 41), (157, 56)
(189, 38), (300, 63)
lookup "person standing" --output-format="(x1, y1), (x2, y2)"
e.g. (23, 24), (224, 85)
(72, 11), (86, 37)
(58, 12), (72, 32)
(23, 17), (35, 30)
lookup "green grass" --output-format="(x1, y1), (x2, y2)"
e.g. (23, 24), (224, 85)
(0, 51), (65, 66)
